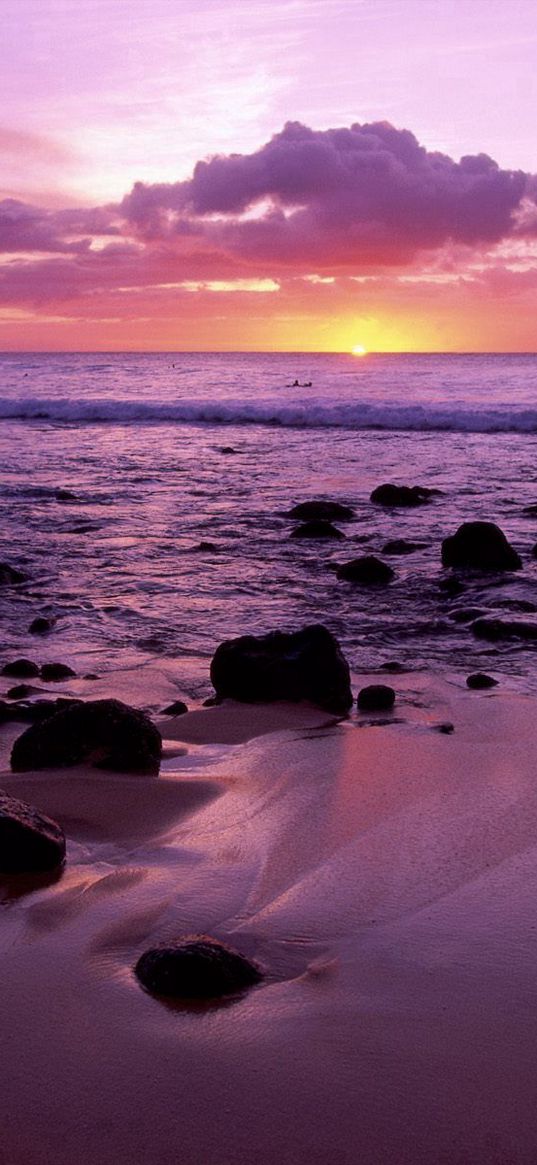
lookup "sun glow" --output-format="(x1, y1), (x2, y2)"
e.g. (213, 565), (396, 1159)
(352, 344), (368, 356)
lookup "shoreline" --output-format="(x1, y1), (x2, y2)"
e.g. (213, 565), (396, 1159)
(1, 676), (537, 1163)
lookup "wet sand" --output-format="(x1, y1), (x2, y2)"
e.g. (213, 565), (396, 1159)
(1, 681), (537, 1164)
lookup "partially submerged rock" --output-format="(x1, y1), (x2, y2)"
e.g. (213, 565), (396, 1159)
(382, 539), (428, 555)
(357, 684), (396, 711)
(286, 500), (355, 521)
(471, 617), (537, 641)
(0, 563), (27, 585)
(161, 700), (188, 716)
(40, 662), (76, 682)
(290, 520), (345, 539)
(336, 556), (394, 584)
(2, 659), (40, 679)
(371, 483), (439, 507)
(441, 522), (521, 571)
(135, 935), (262, 999)
(29, 617), (54, 634)
(0, 791), (66, 874)
(11, 698), (162, 775)
(210, 624), (353, 713)
(466, 673), (499, 689)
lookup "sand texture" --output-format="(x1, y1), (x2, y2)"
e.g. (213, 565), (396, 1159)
(1, 683), (537, 1164)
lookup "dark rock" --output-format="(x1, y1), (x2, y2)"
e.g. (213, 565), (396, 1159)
(55, 489), (78, 502)
(449, 607), (488, 623)
(382, 539), (428, 555)
(161, 700), (188, 716)
(496, 598), (536, 613)
(202, 695), (222, 707)
(134, 935), (262, 999)
(6, 684), (35, 700)
(471, 617), (537, 642)
(522, 505), (537, 518)
(357, 684), (395, 712)
(438, 577), (466, 597)
(29, 617), (54, 634)
(210, 624), (352, 713)
(219, 447), (238, 455)
(0, 791), (66, 874)
(290, 520), (345, 540)
(40, 662), (76, 682)
(286, 500), (355, 521)
(0, 563), (27, 585)
(195, 541), (218, 552)
(371, 483), (439, 507)
(11, 698), (162, 775)
(9, 698), (82, 724)
(2, 659), (40, 679)
(379, 661), (407, 673)
(336, 556), (394, 584)
(436, 722), (455, 734)
(466, 673), (499, 689)
(83, 673), (99, 680)
(441, 522), (521, 571)
(532, 542), (537, 559)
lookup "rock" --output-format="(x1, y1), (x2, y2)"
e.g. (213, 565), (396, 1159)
(29, 617), (54, 634)
(522, 504), (537, 518)
(40, 662), (76, 682)
(0, 791), (66, 874)
(466, 673), (499, 689)
(357, 684), (395, 711)
(55, 489), (78, 502)
(382, 539), (428, 555)
(441, 522), (521, 571)
(379, 661), (407, 673)
(532, 542), (537, 559)
(2, 659), (40, 678)
(195, 541), (218, 552)
(134, 935), (262, 999)
(449, 607), (488, 623)
(436, 722), (455, 734)
(219, 447), (238, 455)
(336, 556), (394, 584)
(471, 617), (537, 641)
(83, 673), (99, 680)
(210, 624), (353, 713)
(8, 698), (82, 724)
(6, 684), (35, 700)
(0, 563), (27, 585)
(370, 483), (439, 507)
(438, 577), (466, 597)
(496, 598), (536, 613)
(11, 698), (162, 775)
(202, 695), (222, 707)
(290, 520), (345, 539)
(286, 500), (355, 521)
(161, 700), (188, 716)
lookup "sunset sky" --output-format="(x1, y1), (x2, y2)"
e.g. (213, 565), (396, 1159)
(2, 0), (537, 351)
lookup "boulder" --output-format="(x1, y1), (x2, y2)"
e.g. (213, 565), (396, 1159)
(135, 935), (262, 999)
(161, 700), (188, 716)
(286, 500), (355, 521)
(210, 624), (352, 713)
(29, 617), (54, 634)
(382, 539), (428, 555)
(441, 522), (521, 571)
(471, 617), (537, 641)
(371, 484), (439, 507)
(0, 563), (27, 585)
(2, 659), (40, 679)
(6, 684), (36, 700)
(466, 673), (499, 689)
(336, 556), (394, 584)
(40, 662), (76, 682)
(0, 791), (66, 874)
(357, 684), (395, 711)
(11, 698), (162, 775)
(290, 520), (345, 539)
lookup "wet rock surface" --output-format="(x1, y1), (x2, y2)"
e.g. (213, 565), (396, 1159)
(336, 556), (395, 584)
(471, 617), (537, 641)
(2, 659), (40, 678)
(135, 935), (262, 999)
(0, 791), (66, 874)
(382, 539), (428, 555)
(286, 500), (355, 520)
(210, 624), (353, 713)
(0, 563), (28, 585)
(29, 617), (54, 634)
(161, 700), (188, 716)
(466, 673), (499, 689)
(441, 522), (522, 571)
(290, 520), (345, 539)
(40, 663), (76, 682)
(371, 484), (439, 507)
(11, 698), (162, 774)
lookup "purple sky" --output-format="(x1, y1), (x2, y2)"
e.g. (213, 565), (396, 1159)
(2, 0), (537, 350)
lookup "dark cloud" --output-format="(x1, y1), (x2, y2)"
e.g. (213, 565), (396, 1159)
(0, 198), (118, 254)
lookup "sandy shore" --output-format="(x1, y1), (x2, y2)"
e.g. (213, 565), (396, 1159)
(1, 678), (537, 1164)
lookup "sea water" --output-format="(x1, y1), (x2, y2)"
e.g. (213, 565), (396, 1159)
(0, 351), (535, 699)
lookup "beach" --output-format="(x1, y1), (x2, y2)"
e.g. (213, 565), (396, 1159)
(2, 668), (537, 1165)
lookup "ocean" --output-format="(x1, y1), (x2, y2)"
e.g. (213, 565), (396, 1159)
(0, 350), (535, 701)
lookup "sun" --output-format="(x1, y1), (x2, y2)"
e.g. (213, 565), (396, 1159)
(351, 344), (368, 356)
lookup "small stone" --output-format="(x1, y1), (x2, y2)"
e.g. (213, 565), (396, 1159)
(161, 700), (188, 716)
(29, 617), (54, 634)
(134, 935), (262, 999)
(290, 520), (345, 539)
(436, 722), (455, 734)
(40, 663), (76, 682)
(466, 673), (499, 689)
(0, 791), (66, 874)
(357, 684), (396, 712)
(1, 659), (40, 679)
(195, 541), (218, 552)
(379, 661), (407, 673)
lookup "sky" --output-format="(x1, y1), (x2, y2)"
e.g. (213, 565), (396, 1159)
(2, 0), (537, 352)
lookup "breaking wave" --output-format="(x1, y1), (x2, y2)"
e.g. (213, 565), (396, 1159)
(0, 396), (536, 433)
